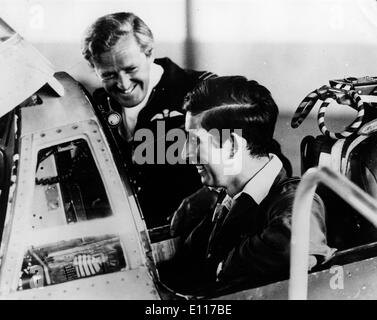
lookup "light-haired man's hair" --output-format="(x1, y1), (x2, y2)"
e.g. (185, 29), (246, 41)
(82, 12), (154, 67)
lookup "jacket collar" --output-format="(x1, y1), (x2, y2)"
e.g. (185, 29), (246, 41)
(236, 154), (282, 205)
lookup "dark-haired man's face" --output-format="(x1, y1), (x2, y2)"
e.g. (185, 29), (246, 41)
(93, 35), (153, 108)
(183, 112), (231, 187)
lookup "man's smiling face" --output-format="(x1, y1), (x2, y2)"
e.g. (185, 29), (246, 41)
(183, 112), (230, 187)
(93, 35), (153, 108)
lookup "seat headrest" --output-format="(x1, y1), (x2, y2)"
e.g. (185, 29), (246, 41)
(348, 135), (377, 198)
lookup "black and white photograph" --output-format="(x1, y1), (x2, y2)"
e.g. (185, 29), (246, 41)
(1, 0), (377, 304)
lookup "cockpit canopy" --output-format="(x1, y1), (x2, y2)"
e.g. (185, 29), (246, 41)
(0, 17), (64, 118)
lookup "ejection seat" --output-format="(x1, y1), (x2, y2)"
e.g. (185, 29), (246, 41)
(291, 76), (377, 251)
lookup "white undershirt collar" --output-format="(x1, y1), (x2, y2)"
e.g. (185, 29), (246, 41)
(232, 153), (283, 205)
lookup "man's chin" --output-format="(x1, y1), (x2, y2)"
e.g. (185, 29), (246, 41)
(116, 94), (143, 108)
(108, 87), (144, 106)
(201, 177), (214, 187)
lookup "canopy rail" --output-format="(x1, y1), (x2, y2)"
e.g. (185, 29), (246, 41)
(289, 166), (377, 300)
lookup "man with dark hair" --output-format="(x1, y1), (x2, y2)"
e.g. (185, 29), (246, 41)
(170, 76), (334, 292)
(82, 13), (292, 231)
(82, 12), (215, 228)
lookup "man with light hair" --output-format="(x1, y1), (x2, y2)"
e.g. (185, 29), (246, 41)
(82, 12), (215, 228)
(82, 13), (292, 232)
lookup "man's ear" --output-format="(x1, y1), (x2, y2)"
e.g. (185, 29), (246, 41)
(229, 132), (246, 158)
(146, 47), (154, 61)
(222, 132), (245, 176)
(221, 137), (234, 160)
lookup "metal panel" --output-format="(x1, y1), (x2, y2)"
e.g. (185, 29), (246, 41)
(1, 268), (160, 300)
(20, 72), (95, 137)
(215, 256), (377, 300)
(0, 74), (156, 298)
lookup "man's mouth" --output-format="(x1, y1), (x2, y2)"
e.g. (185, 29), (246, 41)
(118, 84), (137, 95)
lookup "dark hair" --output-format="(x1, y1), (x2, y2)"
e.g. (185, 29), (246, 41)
(183, 76), (279, 157)
(82, 12), (154, 67)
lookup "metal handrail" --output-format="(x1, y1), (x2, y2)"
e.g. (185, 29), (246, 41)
(288, 166), (377, 300)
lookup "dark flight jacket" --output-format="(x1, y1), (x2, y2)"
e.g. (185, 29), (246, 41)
(92, 57), (215, 228)
(184, 169), (334, 286)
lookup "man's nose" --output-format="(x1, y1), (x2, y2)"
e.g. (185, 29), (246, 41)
(181, 140), (197, 164)
(117, 71), (132, 90)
